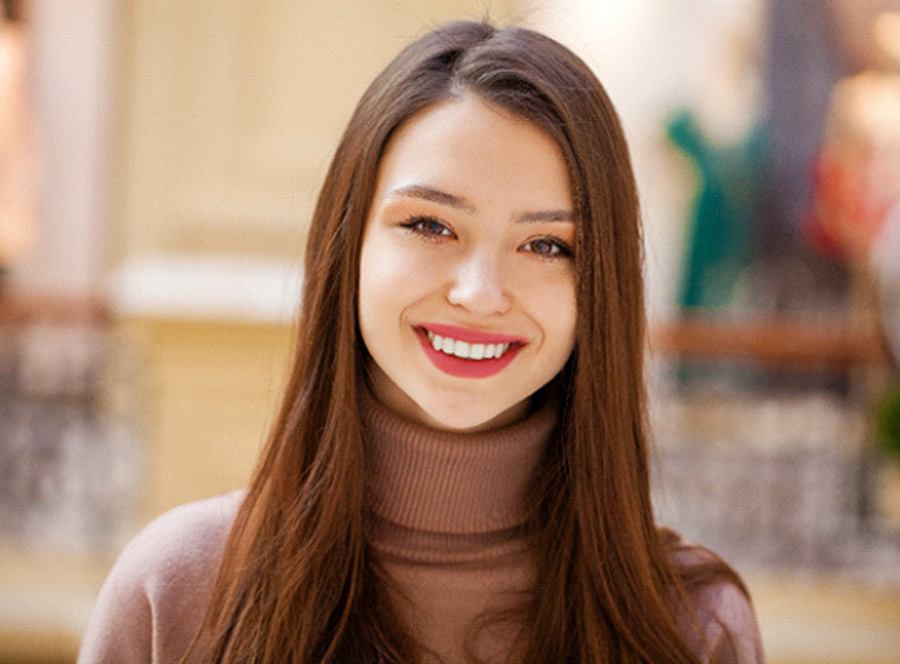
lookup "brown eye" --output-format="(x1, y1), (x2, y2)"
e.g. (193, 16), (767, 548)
(399, 216), (454, 238)
(529, 239), (558, 255)
(521, 237), (572, 259)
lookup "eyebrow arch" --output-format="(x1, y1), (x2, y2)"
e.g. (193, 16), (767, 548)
(517, 209), (574, 223)
(387, 184), (476, 214)
(387, 183), (574, 223)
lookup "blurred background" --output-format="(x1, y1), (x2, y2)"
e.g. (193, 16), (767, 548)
(1, 0), (899, 662)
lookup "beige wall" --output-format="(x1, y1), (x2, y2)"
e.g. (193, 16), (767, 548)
(110, 0), (517, 520)
(115, 0), (517, 264)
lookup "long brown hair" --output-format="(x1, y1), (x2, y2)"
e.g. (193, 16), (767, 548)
(189, 21), (745, 664)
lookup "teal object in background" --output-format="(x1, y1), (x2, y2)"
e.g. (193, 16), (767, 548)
(666, 109), (769, 311)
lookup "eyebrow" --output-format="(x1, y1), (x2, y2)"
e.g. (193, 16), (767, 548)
(386, 184), (574, 223)
(517, 209), (574, 223)
(388, 184), (476, 214)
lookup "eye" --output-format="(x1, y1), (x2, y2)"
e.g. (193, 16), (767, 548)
(520, 236), (573, 260)
(399, 215), (455, 239)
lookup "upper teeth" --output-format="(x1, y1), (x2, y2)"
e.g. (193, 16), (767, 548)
(426, 330), (511, 360)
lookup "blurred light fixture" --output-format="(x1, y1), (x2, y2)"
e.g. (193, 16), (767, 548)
(875, 11), (900, 63)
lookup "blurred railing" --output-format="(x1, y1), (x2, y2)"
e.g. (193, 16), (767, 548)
(649, 317), (900, 583)
(0, 294), (140, 553)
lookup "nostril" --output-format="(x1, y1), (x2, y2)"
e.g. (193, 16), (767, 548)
(446, 261), (510, 315)
(446, 284), (510, 315)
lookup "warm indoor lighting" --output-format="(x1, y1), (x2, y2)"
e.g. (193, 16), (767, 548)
(875, 11), (900, 62)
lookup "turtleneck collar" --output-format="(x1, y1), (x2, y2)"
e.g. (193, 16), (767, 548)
(361, 386), (558, 535)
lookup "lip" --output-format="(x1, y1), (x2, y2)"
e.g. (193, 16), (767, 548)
(415, 325), (527, 379)
(419, 323), (527, 345)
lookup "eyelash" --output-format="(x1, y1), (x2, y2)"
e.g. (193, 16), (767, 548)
(398, 215), (574, 261)
(521, 236), (574, 260)
(398, 215), (454, 241)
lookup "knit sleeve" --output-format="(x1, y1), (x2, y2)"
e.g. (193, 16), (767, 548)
(77, 491), (244, 664)
(77, 527), (156, 664)
(666, 534), (765, 664)
(693, 579), (765, 664)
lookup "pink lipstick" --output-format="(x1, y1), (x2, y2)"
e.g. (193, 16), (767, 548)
(416, 324), (527, 378)
(422, 323), (525, 345)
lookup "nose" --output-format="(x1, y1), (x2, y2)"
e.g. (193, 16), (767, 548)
(446, 250), (511, 316)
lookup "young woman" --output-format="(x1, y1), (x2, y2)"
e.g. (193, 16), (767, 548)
(79, 21), (763, 664)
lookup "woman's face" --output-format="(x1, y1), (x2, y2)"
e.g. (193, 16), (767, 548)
(358, 94), (577, 432)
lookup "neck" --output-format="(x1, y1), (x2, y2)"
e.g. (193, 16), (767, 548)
(360, 385), (558, 534)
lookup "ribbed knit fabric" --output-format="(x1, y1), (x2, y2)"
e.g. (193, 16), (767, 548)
(362, 386), (556, 535)
(360, 388), (558, 663)
(77, 388), (764, 664)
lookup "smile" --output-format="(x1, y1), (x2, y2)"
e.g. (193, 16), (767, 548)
(425, 330), (511, 360)
(416, 324), (527, 379)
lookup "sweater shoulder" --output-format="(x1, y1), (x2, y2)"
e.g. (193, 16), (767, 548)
(667, 536), (765, 664)
(124, 489), (244, 585)
(688, 575), (764, 664)
(77, 490), (245, 664)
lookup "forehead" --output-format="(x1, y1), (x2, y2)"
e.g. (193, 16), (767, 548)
(372, 94), (573, 213)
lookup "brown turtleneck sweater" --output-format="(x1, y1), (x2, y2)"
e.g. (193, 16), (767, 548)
(77, 394), (762, 664)
(362, 388), (555, 663)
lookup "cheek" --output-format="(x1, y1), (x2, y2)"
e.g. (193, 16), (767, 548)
(358, 232), (445, 328)
(359, 232), (439, 307)
(554, 297), (578, 359)
(525, 271), (577, 353)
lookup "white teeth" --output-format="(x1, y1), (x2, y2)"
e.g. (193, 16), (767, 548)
(441, 336), (454, 354)
(424, 330), (511, 360)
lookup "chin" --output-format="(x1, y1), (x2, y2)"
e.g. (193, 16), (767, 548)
(416, 396), (527, 433)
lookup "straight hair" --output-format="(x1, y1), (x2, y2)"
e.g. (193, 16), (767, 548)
(187, 21), (747, 664)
